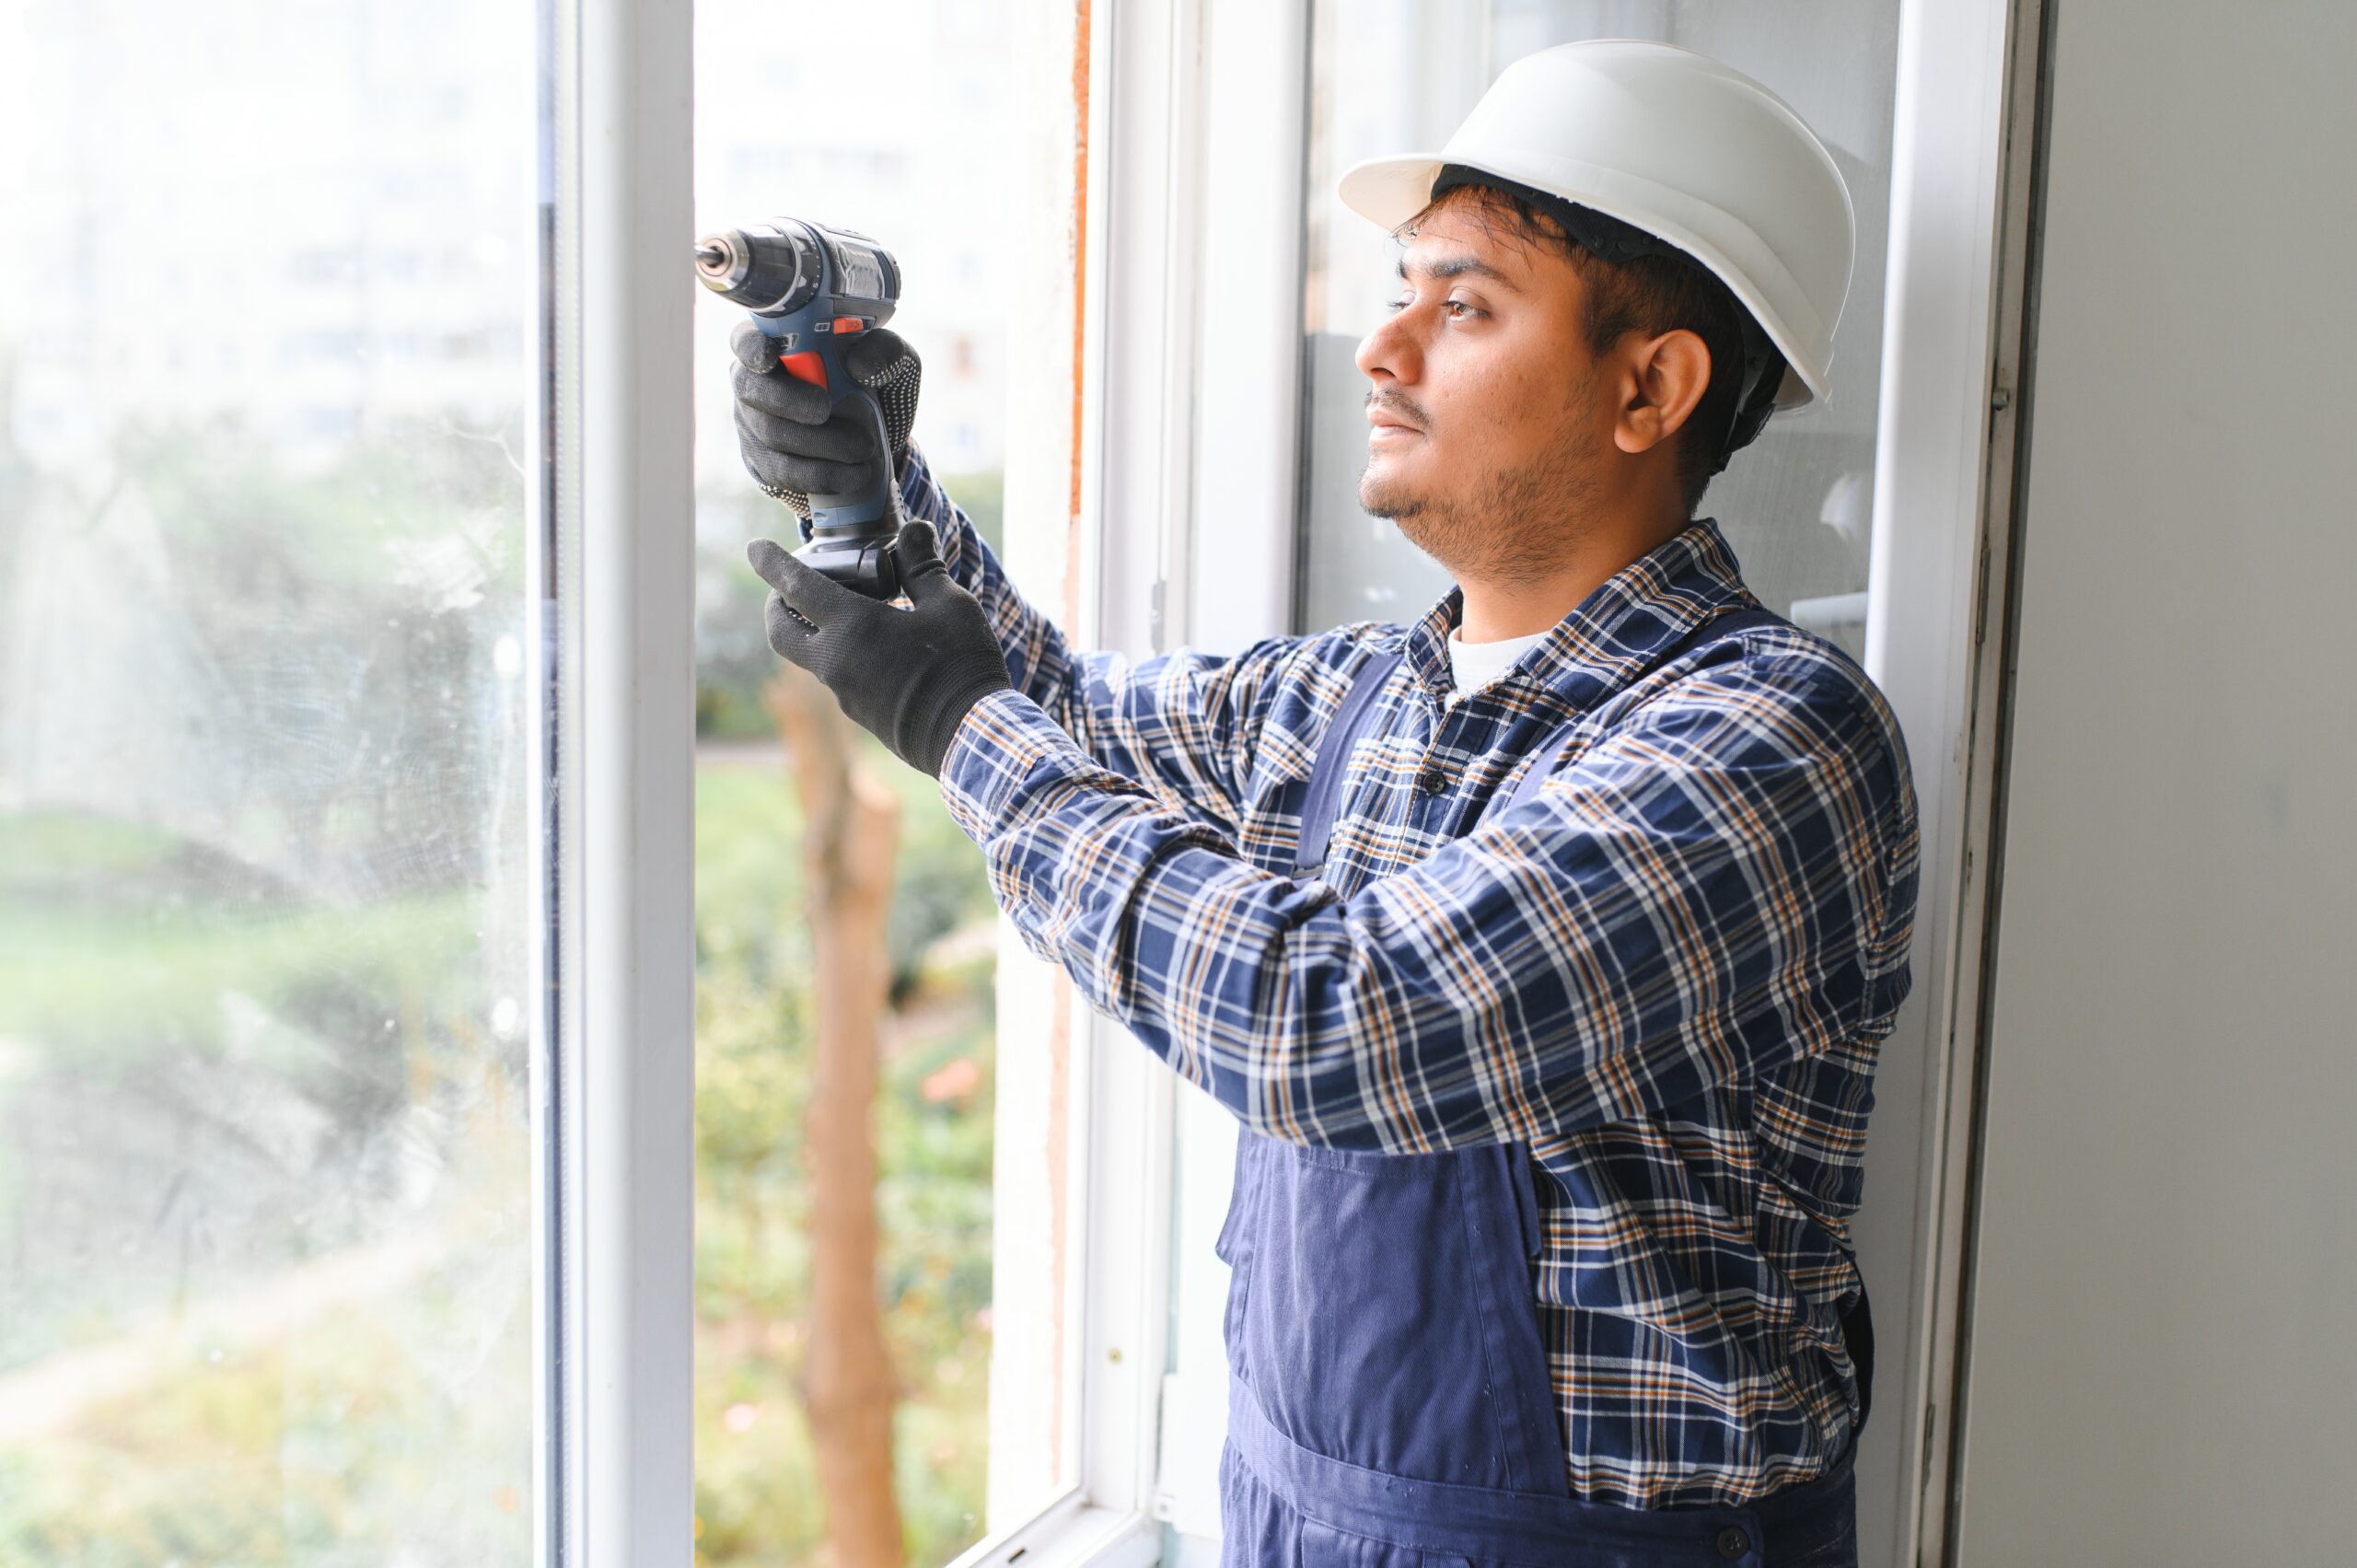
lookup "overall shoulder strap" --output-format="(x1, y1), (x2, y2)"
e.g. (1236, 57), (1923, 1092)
(1481, 603), (1787, 826)
(1292, 646), (1405, 880)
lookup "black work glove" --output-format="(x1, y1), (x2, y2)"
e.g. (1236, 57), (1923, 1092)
(731, 319), (923, 520)
(746, 517), (1012, 779)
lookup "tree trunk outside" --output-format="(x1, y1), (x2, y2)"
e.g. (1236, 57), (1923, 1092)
(764, 668), (904, 1568)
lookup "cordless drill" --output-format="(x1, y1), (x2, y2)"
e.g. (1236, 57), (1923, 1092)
(695, 215), (906, 599)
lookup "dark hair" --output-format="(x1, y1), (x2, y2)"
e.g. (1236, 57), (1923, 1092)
(1398, 177), (1760, 517)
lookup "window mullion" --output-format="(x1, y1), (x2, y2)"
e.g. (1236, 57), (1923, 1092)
(555, 0), (698, 1562)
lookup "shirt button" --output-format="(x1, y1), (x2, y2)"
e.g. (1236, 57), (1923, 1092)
(1714, 1524), (1751, 1559)
(1417, 765), (1449, 796)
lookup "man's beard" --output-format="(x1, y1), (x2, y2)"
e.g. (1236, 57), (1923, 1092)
(1361, 436), (1602, 587)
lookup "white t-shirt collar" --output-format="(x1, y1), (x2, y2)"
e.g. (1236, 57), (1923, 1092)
(1444, 621), (1552, 707)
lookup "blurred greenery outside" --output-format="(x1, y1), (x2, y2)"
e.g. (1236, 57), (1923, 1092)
(0, 415), (1012, 1565)
(696, 466), (1012, 1564)
(692, 740), (1004, 1568)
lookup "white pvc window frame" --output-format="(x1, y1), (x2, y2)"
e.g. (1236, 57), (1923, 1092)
(949, 0), (1213, 1560)
(1129, 0), (1314, 1547)
(1134, 0), (2046, 1563)
(930, 0), (1178, 1559)
(532, 0), (698, 1561)
(531, 0), (1176, 1564)
(527, 0), (2042, 1557)
(1869, 0), (2052, 1561)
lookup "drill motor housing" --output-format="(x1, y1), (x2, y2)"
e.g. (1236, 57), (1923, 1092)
(696, 215), (906, 599)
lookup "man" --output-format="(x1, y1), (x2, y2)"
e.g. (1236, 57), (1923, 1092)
(735, 39), (1920, 1567)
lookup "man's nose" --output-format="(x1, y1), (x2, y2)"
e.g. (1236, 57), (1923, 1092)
(1355, 310), (1420, 384)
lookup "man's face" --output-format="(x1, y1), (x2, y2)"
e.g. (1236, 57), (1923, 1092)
(1355, 193), (1617, 584)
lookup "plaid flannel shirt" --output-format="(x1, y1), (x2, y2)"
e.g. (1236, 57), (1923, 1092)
(902, 446), (1922, 1508)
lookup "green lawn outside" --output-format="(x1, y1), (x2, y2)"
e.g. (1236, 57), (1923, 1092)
(0, 732), (1002, 1567)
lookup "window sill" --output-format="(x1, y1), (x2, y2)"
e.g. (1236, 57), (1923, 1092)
(944, 1491), (1163, 1568)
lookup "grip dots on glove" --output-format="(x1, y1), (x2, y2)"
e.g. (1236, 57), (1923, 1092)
(754, 339), (921, 525)
(853, 344), (922, 471)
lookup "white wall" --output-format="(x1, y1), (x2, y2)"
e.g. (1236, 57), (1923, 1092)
(1955, 3), (2357, 1560)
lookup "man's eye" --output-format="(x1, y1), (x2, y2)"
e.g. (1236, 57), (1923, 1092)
(1383, 297), (1478, 317)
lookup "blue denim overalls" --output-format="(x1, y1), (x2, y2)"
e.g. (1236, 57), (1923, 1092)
(1214, 609), (1872, 1567)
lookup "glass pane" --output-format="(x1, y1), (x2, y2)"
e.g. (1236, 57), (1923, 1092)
(1299, 0), (1900, 659)
(0, 0), (540, 1561)
(689, 5), (1086, 1562)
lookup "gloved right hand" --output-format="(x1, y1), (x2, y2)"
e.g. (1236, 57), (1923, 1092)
(730, 319), (923, 519)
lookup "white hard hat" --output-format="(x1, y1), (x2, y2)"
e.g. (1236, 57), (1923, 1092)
(1338, 38), (1855, 413)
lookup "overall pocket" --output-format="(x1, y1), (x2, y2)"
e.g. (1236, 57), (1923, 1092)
(1234, 1136), (1532, 1491)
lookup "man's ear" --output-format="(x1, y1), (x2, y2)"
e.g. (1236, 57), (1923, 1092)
(1612, 328), (1713, 457)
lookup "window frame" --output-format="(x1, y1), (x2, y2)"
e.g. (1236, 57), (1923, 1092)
(1869, 0), (2053, 1561)
(540, 0), (2040, 1559)
(1132, 0), (2043, 1562)
(546, 1), (1178, 1565)
(931, 0), (1203, 1559)
(1125, 0), (1316, 1546)
(538, 0), (699, 1561)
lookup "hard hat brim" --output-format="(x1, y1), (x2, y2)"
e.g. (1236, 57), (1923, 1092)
(1337, 151), (1822, 411)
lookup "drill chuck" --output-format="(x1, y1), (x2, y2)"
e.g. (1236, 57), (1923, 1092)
(693, 223), (823, 316)
(692, 217), (899, 321)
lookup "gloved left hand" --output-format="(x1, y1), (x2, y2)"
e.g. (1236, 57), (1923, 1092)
(746, 518), (1013, 779)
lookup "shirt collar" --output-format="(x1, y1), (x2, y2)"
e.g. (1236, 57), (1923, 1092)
(1399, 517), (1757, 714)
